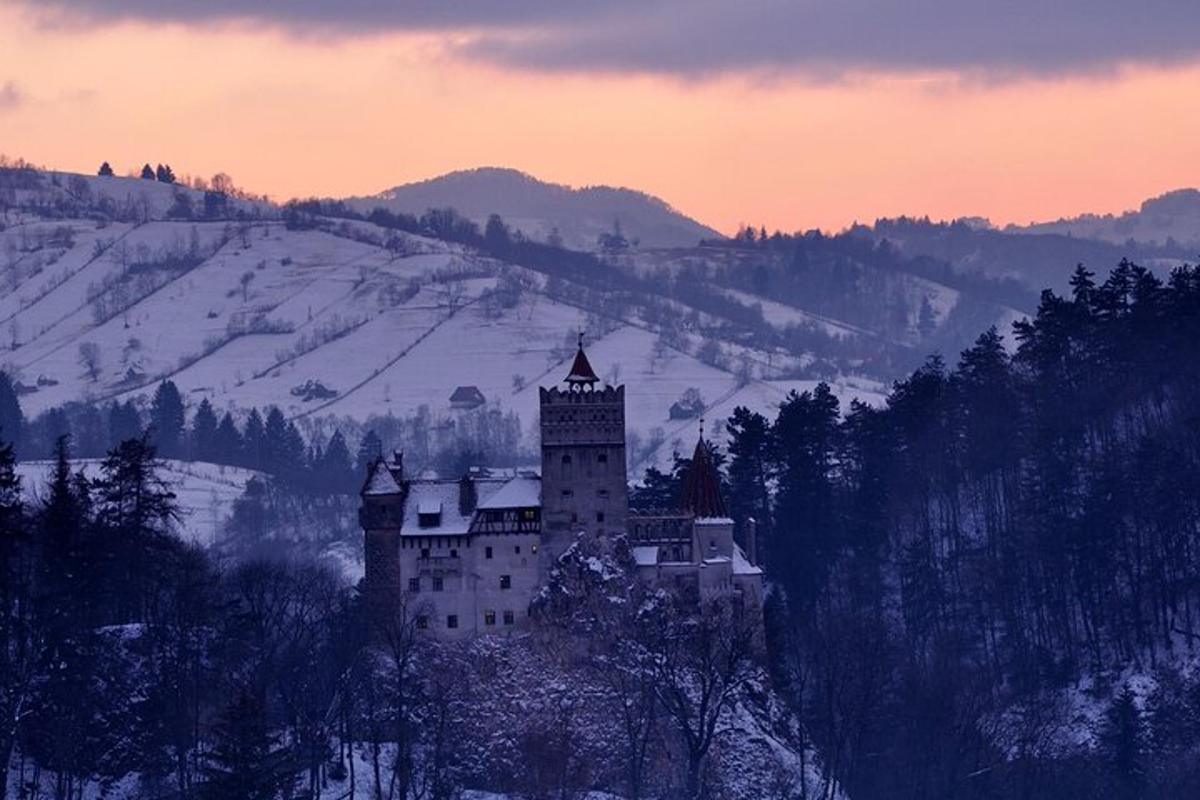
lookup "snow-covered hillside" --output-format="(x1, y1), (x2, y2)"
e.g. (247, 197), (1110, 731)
(0, 167), (911, 473)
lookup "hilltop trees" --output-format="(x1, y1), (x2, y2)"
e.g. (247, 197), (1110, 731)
(97, 162), (114, 177)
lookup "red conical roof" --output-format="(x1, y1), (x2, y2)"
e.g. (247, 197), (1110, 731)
(565, 341), (599, 385)
(681, 435), (727, 518)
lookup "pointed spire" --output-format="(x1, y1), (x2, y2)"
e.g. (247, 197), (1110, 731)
(565, 331), (599, 387)
(681, 430), (727, 518)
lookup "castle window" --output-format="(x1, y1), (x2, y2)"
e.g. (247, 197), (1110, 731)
(596, 512), (605, 523)
(532, 543), (539, 554)
(432, 576), (444, 592)
(571, 513), (578, 523)
(597, 489), (609, 499)
(500, 575), (511, 590)
(408, 578), (420, 593)
(523, 509), (536, 521)
(420, 548), (430, 559)
(561, 489), (573, 499)
(485, 546), (493, 559)
(484, 610), (496, 626)
(503, 610), (515, 626)
(450, 548), (458, 558)
(515, 545), (521, 554)
(561, 454), (572, 466)
(417, 615), (428, 630)
(597, 453), (608, 464)
(447, 614), (458, 629)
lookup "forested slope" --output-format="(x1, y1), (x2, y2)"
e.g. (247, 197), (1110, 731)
(716, 260), (1200, 798)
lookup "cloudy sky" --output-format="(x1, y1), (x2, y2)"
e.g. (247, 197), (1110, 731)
(1, 0), (1198, 232)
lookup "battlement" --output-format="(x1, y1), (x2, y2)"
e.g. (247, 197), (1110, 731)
(538, 384), (625, 406)
(539, 384), (625, 447)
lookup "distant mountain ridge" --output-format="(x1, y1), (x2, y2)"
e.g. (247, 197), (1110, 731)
(348, 167), (722, 250)
(1014, 188), (1200, 247)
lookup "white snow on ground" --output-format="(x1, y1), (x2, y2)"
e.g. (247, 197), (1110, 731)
(14, 458), (258, 546)
(722, 287), (869, 339)
(2, 170), (917, 482)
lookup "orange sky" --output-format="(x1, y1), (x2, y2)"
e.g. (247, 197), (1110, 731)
(1, 6), (1198, 234)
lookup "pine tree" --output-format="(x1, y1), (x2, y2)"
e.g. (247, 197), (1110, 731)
(190, 398), (218, 462)
(0, 371), (24, 457)
(97, 161), (114, 177)
(1100, 687), (1146, 800)
(155, 163), (176, 184)
(0, 437), (26, 800)
(214, 412), (243, 466)
(108, 400), (142, 449)
(917, 296), (937, 339)
(263, 408), (288, 475)
(773, 383), (840, 602)
(201, 687), (291, 800)
(92, 437), (177, 622)
(141, 163), (156, 180)
(242, 409), (266, 471)
(150, 381), (186, 458)
(725, 406), (773, 555)
(36, 436), (88, 635)
(355, 430), (382, 480)
(321, 430), (354, 494)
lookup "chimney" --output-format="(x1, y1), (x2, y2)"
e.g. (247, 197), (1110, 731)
(391, 450), (404, 479)
(745, 517), (758, 566)
(459, 475), (477, 517)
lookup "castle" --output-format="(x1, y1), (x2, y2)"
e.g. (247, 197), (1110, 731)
(360, 340), (763, 637)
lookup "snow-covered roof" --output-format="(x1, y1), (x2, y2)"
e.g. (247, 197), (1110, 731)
(401, 478), (507, 537)
(477, 476), (541, 510)
(732, 544), (763, 576)
(632, 546), (659, 567)
(363, 461), (402, 496)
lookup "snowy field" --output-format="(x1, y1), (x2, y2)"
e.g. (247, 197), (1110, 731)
(3, 169), (956, 477)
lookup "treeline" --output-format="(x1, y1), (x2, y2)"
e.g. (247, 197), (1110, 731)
(1, 378), (364, 495)
(715, 260), (1200, 798)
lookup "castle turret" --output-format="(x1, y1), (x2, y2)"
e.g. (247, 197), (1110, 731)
(539, 336), (628, 567)
(360, 456), (405, 636)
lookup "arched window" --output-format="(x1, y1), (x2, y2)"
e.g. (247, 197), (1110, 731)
(562, 454), (572, 466)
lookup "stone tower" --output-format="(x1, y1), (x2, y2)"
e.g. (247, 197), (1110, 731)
(359, 456), (405, 637)
(539, 337), (628, 567)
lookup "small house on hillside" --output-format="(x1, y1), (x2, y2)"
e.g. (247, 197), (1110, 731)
(450, 385), (486, 411)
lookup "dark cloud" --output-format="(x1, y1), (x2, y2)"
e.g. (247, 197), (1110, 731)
(19, 1), (1200, 79)
(0, 81), (23, 110)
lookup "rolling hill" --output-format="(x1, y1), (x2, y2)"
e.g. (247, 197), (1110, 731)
(0, 165), (1041, 477)
(1015, 187), (1200, 248)
(348, 167), (722, 250)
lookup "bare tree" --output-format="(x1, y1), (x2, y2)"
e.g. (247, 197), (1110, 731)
(77, 341), (102, 382)
(644, 597), (761, 799)
(239, 271), (255, 302)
